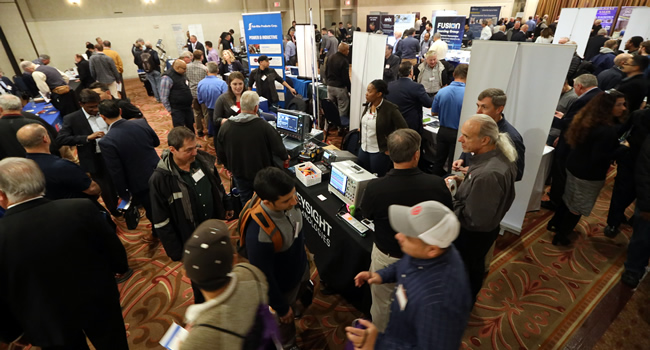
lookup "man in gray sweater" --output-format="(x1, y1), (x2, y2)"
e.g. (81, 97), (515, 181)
(89, 44), (121, 98)
(447, 115), (517, 301)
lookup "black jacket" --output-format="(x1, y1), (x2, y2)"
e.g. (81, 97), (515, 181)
(0, 113), (58, 159)
(510, 30), (527, 42)
(115, 97), (143, 119)
(0, 76), (17, 95)
(98, 118), (160, 199)
(359, 99), (408, 153)
(56, 109), (103, 173)
(189, 41), (208, 64)
(383, 54), (401, 83)
(149, 150), (229, 261)
(143, 48), (161, 73)
(597, 66), (626, 91)
(360, 168), (453, 257)
(584, 35), (609, 61)
(219, 60), (245, 76)
(164, 69), (193, 109)
(76, 59), (93, 88)
(637, 135), (650, 212)
(0, 198), (128, 347)
(490, 32), (508, 41)
(324, 51), (350, 90)
(553, 88), (602, 160)
(385, 77), (433, 133)
(616, 74), (648, 112)
(216, 113), (288, 181)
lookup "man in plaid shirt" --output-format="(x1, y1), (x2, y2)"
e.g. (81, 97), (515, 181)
(186, 50), (209, 137)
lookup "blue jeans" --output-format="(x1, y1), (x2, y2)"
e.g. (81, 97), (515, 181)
(146, 70), (162, 101)
(357, 149), (391, 177)
(233, 176), (254, 206)
(624, 207), (650, 278)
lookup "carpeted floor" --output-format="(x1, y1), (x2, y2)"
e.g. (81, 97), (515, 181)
(12, 79), (640, 350)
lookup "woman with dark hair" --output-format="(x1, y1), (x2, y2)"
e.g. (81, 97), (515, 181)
(74, 54), (93, 89)
(535, 28), (554, 44)
(358, 79), (408, 176)
(213, 72), (245, 154)
(85, 42), (95, 58)
(549, 90), (629, 246)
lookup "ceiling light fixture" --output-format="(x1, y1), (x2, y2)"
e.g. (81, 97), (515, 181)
(68, 0), (81, 4)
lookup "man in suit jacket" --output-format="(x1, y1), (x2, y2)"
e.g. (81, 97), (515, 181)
(385, 61), (433, 134)
(98, 99), (160, 239)
(544, 74), (602, 210)
(0, 157), (129, 349)
(490, 26), (508, 41)
(0, 68), (17, 95)
(188, 35), (207, 64)
(584, 29), (609, 61)
(56, 89), (119, 215)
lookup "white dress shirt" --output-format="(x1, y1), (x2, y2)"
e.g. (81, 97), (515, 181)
(361, 99), (383, 153)
(82, 107), (108, 153)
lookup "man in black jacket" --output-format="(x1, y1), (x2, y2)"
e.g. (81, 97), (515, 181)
(616, 54), (649, 112)
(597, 53), (631, 90)
(325, 42), (351, 119)
(0, 94), (59, 159)
(543, 74), (601, 211)
(490, 26), (507, 41)
(0, 157), (129, 349)
(56, 89), (120, 215)
(90, 82), (143, 119)
(385, 62), (433, 133)
(359, 128), (452, 331)
(188, 35), (207, 64)
(216, 91), (288, 205)
(149, 126), (232, 303)
(583, 28), (608, 61)
(160, 59), (195, 131)
(248, 55), (297, 112)
(98, 100), (160, 241)
(383, 44), (401, 83)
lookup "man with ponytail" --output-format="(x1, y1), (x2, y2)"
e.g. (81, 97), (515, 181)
(446, 115), (517, 300)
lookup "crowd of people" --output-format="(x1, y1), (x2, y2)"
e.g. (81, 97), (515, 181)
(0, 10), (649, 350)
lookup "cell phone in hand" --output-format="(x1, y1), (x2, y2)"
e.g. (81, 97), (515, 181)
(352, 318), (367, 330)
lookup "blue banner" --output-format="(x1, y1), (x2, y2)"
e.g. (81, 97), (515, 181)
(242, 12), (285, 95)
(595, 6), (618, 35)
(434, 16), (466, 50)
(469, 6), (501, 39)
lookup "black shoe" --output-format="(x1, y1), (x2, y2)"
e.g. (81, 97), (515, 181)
(115, 268), (134, 284)
(552, 234), (571, 246)
(547, 222), (558, 232)
(604, 225), (619, 238)
(621, 270), (640, 288)
(541, 200), (557, 211)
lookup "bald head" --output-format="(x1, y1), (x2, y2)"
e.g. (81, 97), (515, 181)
(614, 53), (632, 67)
(338, 42), (350, 56)
(17, 123), (50, 152)
(145, 41), (152, 48)
(173, 59), (187, 74)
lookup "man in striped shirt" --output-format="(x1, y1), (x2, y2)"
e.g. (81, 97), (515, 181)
(347, 201), (472, 350)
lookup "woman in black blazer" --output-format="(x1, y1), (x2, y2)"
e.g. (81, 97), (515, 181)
(213, 71), (246, 155)
(219, 50), (245, 77)
(357, 79), (408, 176)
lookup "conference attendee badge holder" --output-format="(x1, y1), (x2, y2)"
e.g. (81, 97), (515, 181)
(428, 77), (435, 82)
(192, 169), (205, 183)
(261, 75), (267, 81)
(294, 222), (300, 238)
(396, 284), (408, 311)
(231, 105), (240, 113)
(385, 64), (390, 69)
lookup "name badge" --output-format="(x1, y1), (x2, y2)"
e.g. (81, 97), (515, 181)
(385, 64), (390, 69)
(294, 222), (300, 238)
(261, 75), (267, 81)
(231, 105), (240, 113)
(396, 284), (408, 311)
(192, 169), (205, 183)
(428, 77), (435, 82)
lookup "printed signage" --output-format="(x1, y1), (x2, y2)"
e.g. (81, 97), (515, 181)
(469, 6), (501, 39)
(434, 16), (466, 50)
(242, 13), (286, 100)
(595, 6), (618, 34)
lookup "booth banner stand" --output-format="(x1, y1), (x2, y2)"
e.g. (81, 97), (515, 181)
(366, 15), (380, 32)
(552, 7), (598, 58)
(349, 32), (386, 130)
(242, 12), (286, 103)
(434, 16), (466, 50)
(454, 41), (575, 234)
(595, 7), (619, 35)
(612, 6), (639, 37)
(469, 6), (501, 40)
(394, 14), (415, 36)
(294, 24), (317, 79)
(431, 10), (457, 34)
(171, 24), (186, 58)
(618, 7), (650, 52)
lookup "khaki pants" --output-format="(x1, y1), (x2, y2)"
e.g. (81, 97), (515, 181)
(401, 58), (417, 67)
(192, 98), (209, 134)
(369, 244), (400, 332)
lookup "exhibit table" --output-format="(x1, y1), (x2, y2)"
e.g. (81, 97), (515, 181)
(22, 101), (62, 130)
(294, 178), (372, 315)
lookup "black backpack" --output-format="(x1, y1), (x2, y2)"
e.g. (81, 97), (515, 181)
(141, 52), (153, 73)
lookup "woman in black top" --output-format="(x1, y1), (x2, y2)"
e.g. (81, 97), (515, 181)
(219, 50), (245, 77)
(213, 72), (245, 157)
(357, 79), (408, 177)
(550, 90), (628, 246)
(85, 42), (95, 58)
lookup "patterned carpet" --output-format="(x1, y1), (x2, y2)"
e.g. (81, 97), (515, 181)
(11, 79), (636, 350)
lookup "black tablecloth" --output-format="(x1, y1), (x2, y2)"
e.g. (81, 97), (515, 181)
(293, 176), (372, 315)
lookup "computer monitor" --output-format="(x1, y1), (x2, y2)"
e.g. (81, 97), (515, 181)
(276, 109), (311, 141)
(277, 112), (300, 134)
(329, 165), (348, 195)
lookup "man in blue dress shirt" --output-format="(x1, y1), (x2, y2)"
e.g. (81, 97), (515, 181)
(197, 62), (228, 136)
(347, 201), (472, 350)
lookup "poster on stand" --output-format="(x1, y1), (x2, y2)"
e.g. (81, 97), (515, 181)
(379, 15), (394, 36)
(188, 24), (205, 45)
(171, 24), (186, 57)
(366, 15), (380, 32)
(431, 10), (457, 32)
(434, 16), (466, 50)
(469, 6), (501, 39)
(394, 14), (416, 37)
(612, 6), (638, 37)
(595, 6), (618, 35)
(242, 12), (286, 101)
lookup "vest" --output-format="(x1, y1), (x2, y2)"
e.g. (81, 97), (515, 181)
(35, 65), (66, 90)
(165, 69), (193, 108)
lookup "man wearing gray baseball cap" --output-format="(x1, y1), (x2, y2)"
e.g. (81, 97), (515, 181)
(346, 201), (472, 350)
